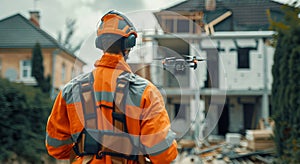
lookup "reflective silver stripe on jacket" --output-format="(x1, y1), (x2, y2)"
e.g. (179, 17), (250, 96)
(46, 133), (73, 148)
(143, 130), (177, 156)
(47, 129), (176, 155)
(84, 128), (141, 147)
(62, 72), (91, 104)
(62, 72), (148, 107)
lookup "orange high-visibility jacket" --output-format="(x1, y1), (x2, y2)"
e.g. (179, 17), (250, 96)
(46, 53), (178, 164)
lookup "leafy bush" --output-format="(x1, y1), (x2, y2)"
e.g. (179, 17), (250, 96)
(0, 78), (52, 163)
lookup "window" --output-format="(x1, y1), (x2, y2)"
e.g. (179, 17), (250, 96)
(237, 48), (250, 69)
(20, 60), (34, 79)
(174, 104), (186, 119)
(205, 49), (219, 88)
(165, 19), (174, 33)
(61, 63), (66, 82)
(164, 19), (190, 33)
(177, 19), (189, 33)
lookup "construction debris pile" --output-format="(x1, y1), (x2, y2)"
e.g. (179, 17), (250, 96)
(175, 129), (275, 164)
(246, 129), (274, 151)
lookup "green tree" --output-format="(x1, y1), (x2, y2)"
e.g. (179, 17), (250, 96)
(0, 78), (52, 163)
(271, 32), (284, 157)
(270, 4), (300, 163)
(288, 47), (300, 162)
(57, 18), (82, 54)
(32, 42), (44, 82)
(31, 42), (51, 93)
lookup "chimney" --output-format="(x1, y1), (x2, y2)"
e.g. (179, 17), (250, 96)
(205, 0), (216, 11)
(29, 11), (40, 27)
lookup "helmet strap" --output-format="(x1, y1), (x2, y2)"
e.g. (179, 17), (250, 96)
(121, 38), (129, 61)
(122, 50), (129, 61)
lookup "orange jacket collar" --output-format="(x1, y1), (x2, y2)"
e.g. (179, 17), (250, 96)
(94, 53), (132, 72)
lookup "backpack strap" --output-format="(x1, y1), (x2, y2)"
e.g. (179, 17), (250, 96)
(71, 72), (100, 162)
(80, 72), (98, 129)
(113, 71), (130, 132)
(72, 71), (150, 164)
(73, 72), (101, 156)
(100, 71), (132, 164)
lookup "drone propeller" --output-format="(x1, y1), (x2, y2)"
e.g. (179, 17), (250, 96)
(194, 56), (206, 61)
(153, 57), (165, 60)
(153, 57), (177, 60)
(183, 55), (206, 62)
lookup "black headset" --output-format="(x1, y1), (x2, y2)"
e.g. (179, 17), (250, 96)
(95, 10), (136, 51)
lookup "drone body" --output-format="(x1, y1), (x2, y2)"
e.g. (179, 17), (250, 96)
(161, 55), (205, 72)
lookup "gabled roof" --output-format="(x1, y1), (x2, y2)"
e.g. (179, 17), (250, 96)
(0, 13), (86, 64)
(162, 0), (283, 31)
(0, 14), (60, 48)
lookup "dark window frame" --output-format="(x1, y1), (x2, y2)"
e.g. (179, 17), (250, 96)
(177, 19), (189, 33)
(237, 48), (250, 69)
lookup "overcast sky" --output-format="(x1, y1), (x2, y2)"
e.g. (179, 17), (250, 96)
(1, 0), (292, 43)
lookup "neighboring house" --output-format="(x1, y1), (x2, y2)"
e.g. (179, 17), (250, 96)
(0, 11), (86, 98)
(141, 0), (284, 136)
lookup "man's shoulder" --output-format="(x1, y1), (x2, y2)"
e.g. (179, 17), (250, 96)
(134, 74), (158, 89)
(117, 72), (147, 86)
(127, 73), (160, 94)
(132, 74), (149, 85)
(62, 72), (92, 96)
(128, 73), (161, 92)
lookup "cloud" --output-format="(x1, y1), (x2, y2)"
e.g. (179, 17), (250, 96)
(144, 0), (184, 10)
(73, 6), (102, 39)
(80, 0), (96, 5)
(48, 0), (146, 44)
(88, 0), (146, 13)
(0, 0), (32, 19)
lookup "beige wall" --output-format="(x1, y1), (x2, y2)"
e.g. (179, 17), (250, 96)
(0, 48), (35, 81)
(43, 49), (54, 77)
(0, 48), (85, 91)
(54, 51), (84, 89)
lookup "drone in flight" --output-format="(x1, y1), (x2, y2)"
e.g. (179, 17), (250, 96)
(159, 55), (205, 72)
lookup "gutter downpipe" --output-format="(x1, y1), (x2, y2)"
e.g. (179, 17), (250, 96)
(262, 39), (269, 120)
(51, 49), (60, 100)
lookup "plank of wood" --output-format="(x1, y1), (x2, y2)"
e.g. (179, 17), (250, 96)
(196, 144), (226, 155)
(228, 150), (272, 160)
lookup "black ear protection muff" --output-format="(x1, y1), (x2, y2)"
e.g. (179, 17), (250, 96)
(95, 34), (136, 50)
(95, 35), (103, 50)
(95, 34), (123, 50)
(123, 34), (136, 50)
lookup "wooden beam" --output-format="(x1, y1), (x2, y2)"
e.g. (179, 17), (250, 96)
(206, 11), (232, 35)
(209, 11), (232, 26)
(204, 25), (210, 35)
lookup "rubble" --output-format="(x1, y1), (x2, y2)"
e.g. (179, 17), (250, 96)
(175, 132), (275, 164)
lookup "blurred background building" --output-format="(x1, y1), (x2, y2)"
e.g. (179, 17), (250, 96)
(0, 12), (86, 98)
(128, 0), (283, 138)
